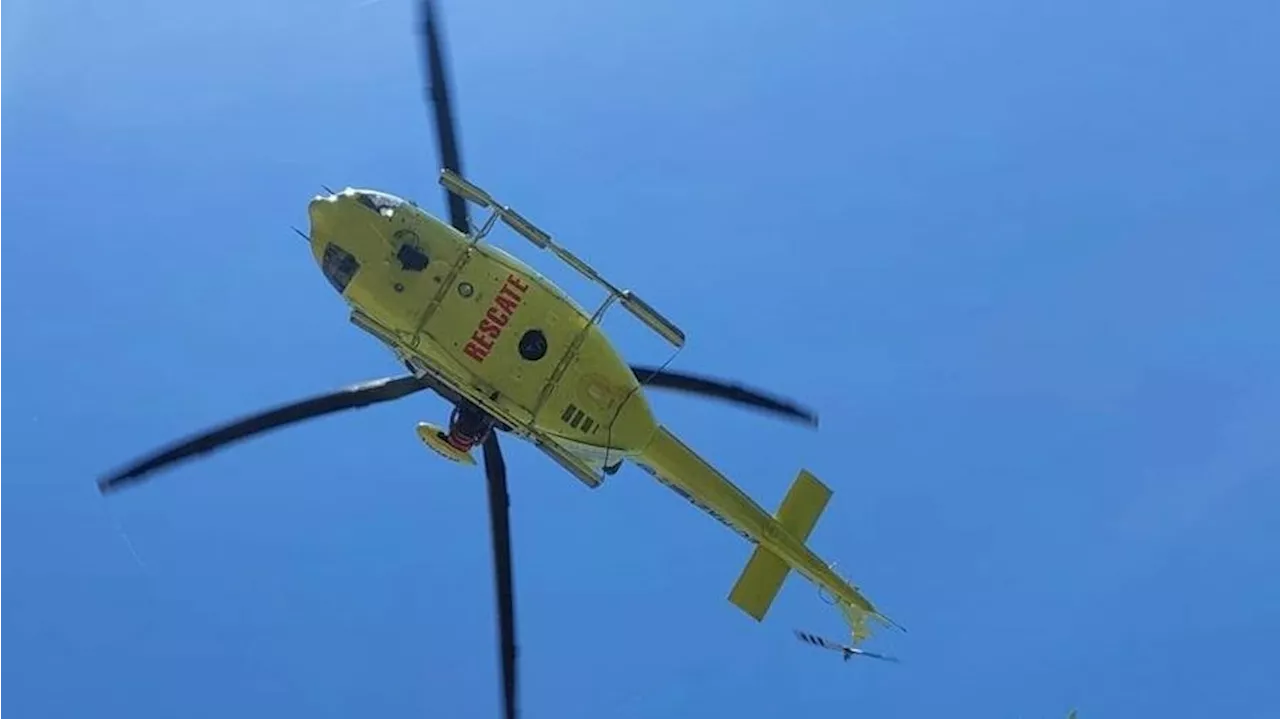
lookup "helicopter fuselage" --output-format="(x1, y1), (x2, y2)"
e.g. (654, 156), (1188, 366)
(307, 187), (657, 486)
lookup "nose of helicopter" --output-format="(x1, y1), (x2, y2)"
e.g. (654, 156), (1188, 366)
(308, 192), (366, 296)
(307, 188), (408, 296)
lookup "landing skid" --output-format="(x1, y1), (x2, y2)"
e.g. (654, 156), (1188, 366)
(416, 422), (477, 465)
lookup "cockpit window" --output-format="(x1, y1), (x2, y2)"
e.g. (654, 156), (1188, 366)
(322, 243), (360, 294)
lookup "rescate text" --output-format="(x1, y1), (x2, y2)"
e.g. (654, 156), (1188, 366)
(463, 273), (530, 363)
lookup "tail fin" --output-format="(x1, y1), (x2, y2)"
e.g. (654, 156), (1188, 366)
(727, 470), (832, 621)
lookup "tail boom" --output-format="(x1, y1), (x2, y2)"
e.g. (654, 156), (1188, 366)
(634, 426), (888, 642)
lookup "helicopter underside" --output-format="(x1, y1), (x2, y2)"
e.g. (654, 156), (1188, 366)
(386, 328), (638, 486)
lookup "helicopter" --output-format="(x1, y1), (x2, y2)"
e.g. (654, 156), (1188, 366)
(96, 2), (901, 717)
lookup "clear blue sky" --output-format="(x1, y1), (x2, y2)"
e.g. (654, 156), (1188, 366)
(5, 0), (1279, 716)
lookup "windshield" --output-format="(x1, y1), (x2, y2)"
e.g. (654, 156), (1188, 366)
(355, 190), (406, 216)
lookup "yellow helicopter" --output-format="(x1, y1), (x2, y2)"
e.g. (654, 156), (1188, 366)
(97, 2), (900, 717)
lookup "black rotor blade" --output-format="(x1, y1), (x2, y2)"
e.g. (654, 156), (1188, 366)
(98, 374), (432, 494)
(480, 432), (519, 719)
(419, 0), (471, 235)
(851, 649), (901, 664)
(630, 365), (819, 427)
(420, 5), (518, 717)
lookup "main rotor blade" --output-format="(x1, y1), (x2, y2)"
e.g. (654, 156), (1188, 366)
(480, 432), (519, 719)
(630, 365), (819, 427)
(98, 374), (432, 494)
(419, 0), (471, 235)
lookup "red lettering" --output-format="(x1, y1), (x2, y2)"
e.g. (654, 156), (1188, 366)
(506, 274), (530, 293)
(494, 294), (519, 315)
(471, 330), (495, 350)
(485, 307), (509, 327)
(478, 317), (502, 339)
(462, 275), (532, 363)
(463, 341), (488, 362)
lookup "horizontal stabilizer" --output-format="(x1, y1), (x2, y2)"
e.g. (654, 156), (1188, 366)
(775, 470), (832, 542)
(727, 469), (834, 621)
(729, 545), (790, 620)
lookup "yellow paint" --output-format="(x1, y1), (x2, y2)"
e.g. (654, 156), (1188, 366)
(728, 470), (833, 620)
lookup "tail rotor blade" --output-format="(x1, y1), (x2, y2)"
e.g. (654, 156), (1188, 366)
(795, 629), (899, 664)
(850, 648), (901, 663)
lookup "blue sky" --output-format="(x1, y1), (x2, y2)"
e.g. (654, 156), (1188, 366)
(5, 0), (1279, 716)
